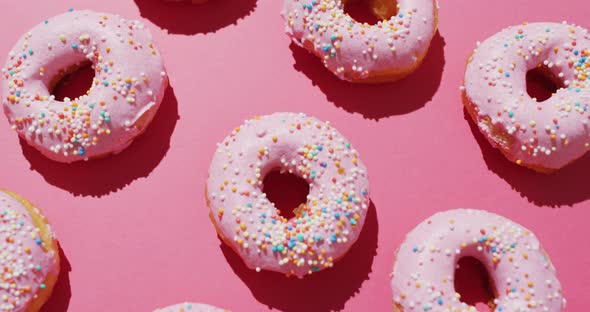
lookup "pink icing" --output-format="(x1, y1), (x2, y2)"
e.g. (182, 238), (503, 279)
(0, 191), (58, 312)
(463, 22), (590, 171)
(281, 0), (438, 81)
(1, 9), (168, 163)
(206, 112), (370, 278)
(391, 209), (566, 312)
(154, 303), (227, 312)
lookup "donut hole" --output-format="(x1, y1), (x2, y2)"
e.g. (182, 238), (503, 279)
(262, 170), (310, 220)
(344, 0), (398, 25)
(454, 257), (497, 311)
(526, 65), (564, 102)
(50, 61), (95, 102)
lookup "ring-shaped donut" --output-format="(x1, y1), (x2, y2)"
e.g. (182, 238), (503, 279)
(463, 22), (590, 172)
(2, 9), (168, 162)
(206, 112), (370, 277)
(282, 0), (438, 82)
(0, 190), (60, 312)
(391, 209), (565, 312)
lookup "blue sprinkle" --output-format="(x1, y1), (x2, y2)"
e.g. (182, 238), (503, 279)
(413, 246), (419, 252)
(68, 8), (74, 12)
(78, 147), (85, 155)
(334, 212), (340, 219)
(71, 43), (78, 50)
(330, 233), (337, 242)
(437, 298), (443, 305)
(35, 238), (42, 245)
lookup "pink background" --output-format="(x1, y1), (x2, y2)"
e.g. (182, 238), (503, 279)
(0, 0), (588, 311)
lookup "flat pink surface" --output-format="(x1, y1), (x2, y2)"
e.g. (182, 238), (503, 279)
(0, 0), (588, 311)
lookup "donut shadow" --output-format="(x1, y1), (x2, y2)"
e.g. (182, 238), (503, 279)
(133, 0), (257, 35)
(20, 85), (179, 197)
(41, 244), (72, 312)
(290, 31), (446, 120)
(464, 108), (590, 207)
(220, 201), (378, 312)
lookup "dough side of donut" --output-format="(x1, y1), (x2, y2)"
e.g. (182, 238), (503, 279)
(1, 190), (60, 312)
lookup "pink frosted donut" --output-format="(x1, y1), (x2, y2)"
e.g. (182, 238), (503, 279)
(206, 112), (370, 277)
(0, 190), (60, 312)
(391, 209), (566, 312)
(1, 9), (168, 163)
(282, 0), (439, 83)
(463, 22), (590, 172)
(155, 303), (228, 312)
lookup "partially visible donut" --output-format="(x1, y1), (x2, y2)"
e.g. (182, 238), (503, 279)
(282, 0), (439, 83)
(155, 303), (228, 312)
(206, 112), (370, 277)
(391, 209), (566, 312)
(0, 190), (60, 312)
(1, 9), (168, 162)
(463, 22), (590, 172)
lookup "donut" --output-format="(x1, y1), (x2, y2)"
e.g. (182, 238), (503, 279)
(206, 112), (370, 277)
(391, 209), (566, 312)
(281, 0), (439, 83)
(463, 22), (590, 172)
(1, 9), (168, 163)
(155, 303), (228, 312)
(0, 190), (60, 312)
